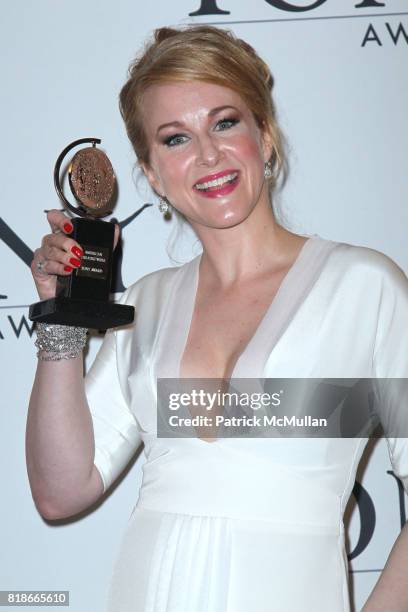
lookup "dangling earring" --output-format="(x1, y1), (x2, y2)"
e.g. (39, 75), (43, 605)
(264, 161), (273, 179)
(158, 196), (170, 214)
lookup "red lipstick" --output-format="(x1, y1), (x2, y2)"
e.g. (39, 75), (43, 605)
(194, 169), (238, 185)
(193, 169), (240, 198)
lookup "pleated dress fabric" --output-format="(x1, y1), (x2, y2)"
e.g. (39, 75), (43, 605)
(84, 235), (408, 612)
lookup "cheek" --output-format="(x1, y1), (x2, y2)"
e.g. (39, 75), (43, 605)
(158, 152), (193, 190)
(228, 134), (264, 165)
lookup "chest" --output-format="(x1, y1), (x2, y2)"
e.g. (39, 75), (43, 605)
(179, 275), (286, 379)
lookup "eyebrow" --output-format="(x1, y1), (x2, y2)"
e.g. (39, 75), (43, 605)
(156, 105), (240, 135)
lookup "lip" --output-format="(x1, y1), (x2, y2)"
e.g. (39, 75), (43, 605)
(193, 173), (240, 199)
(193, 168), (239, 187)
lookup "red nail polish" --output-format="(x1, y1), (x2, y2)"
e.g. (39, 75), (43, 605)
(71, 246), (83, 258)
(64, 223), (73, 233)
(69, 257), (81, 267)
(64, 265), (73, 272)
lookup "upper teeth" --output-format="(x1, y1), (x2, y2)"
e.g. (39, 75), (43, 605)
(195, 172), (238, 190)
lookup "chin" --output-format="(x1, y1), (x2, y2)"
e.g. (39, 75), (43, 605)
(199, 209), (253, 230)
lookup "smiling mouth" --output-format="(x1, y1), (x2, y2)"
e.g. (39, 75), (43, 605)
(194, 172), (239, 192)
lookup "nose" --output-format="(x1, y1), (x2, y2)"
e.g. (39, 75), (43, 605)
(195, 134), (222, 167)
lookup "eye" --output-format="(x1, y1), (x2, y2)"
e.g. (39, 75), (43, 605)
(163, 134), (189, 147)
(215, 117), (240, 131)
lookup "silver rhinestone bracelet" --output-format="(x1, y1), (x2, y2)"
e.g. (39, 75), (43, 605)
(35, 323), (88, 361)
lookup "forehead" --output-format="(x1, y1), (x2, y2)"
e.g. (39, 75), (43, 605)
(141, 81), (251, 130)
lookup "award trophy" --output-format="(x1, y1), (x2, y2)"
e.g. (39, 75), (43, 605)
(29, 137), (135, 330)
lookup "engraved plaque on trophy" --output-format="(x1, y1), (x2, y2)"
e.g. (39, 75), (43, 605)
(29, 137), (135, 330)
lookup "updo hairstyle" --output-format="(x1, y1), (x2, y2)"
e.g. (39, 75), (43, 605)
(119, 25), (286, 193)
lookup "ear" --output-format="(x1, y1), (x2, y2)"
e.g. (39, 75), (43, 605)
(260, 121), (274, 163)
(141, 162), (164, 198)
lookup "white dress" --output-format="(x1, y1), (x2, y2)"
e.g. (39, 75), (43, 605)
(84, 235), (408, 612)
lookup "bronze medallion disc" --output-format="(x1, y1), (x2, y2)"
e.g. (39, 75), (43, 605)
(68, 147), (115, 214)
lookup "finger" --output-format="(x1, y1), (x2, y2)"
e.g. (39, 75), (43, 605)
(31, 247), (73, 278)
(37, 234), (84, 278)
(46, 209), (74, 235)
(42, 241), (82, 268)
(31, 255), (75, 278)
(31, 249), (49, 279)
(44, 258), (76, 276)
(41, 234), (84, 260)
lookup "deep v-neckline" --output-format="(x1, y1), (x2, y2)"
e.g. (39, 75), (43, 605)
(179, 234), (318, 380)
(178, 236), (315, 380)
(152, 234), (339, 443)
(153, 234), (338, 392)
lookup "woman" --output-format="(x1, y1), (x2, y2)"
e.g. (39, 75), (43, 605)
(26, 26), (408, 612)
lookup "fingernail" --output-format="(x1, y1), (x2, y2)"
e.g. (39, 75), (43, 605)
(43, 209), (51, 213)
(71, 246), (83, 258)
(64, 223), (74, 233)
(69, 257), (81, 267)
(64, 265), (73, 272)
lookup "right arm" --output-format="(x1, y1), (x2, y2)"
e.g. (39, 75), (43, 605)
(26, 353), (104, 519)
(26, 210), (119, 520)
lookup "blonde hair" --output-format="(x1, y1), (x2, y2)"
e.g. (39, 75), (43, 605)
(119, 25), (286, 192)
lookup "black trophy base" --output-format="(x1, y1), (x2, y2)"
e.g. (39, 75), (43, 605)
(29, 296), (134, 330)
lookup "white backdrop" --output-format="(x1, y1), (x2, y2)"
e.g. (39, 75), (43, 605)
(1, 1), (407, 610)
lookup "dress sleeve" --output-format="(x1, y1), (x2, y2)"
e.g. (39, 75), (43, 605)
(372, 253), (408, 494)
(84, 305), (142, 494)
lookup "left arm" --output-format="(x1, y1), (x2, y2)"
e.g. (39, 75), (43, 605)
(361, 520), (408, 611)
(363, 253), (408, 610)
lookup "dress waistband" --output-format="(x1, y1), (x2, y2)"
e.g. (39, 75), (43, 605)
(136, 438), (342, 534)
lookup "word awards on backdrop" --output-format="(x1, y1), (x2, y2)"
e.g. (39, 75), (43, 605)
(189, 1), (395, 16)
(188, 0), (408, 48)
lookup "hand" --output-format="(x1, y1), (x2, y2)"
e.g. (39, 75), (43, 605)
(31, 209), (120, 301)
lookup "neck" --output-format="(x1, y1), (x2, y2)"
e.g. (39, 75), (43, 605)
(189, 197), (306, 288)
